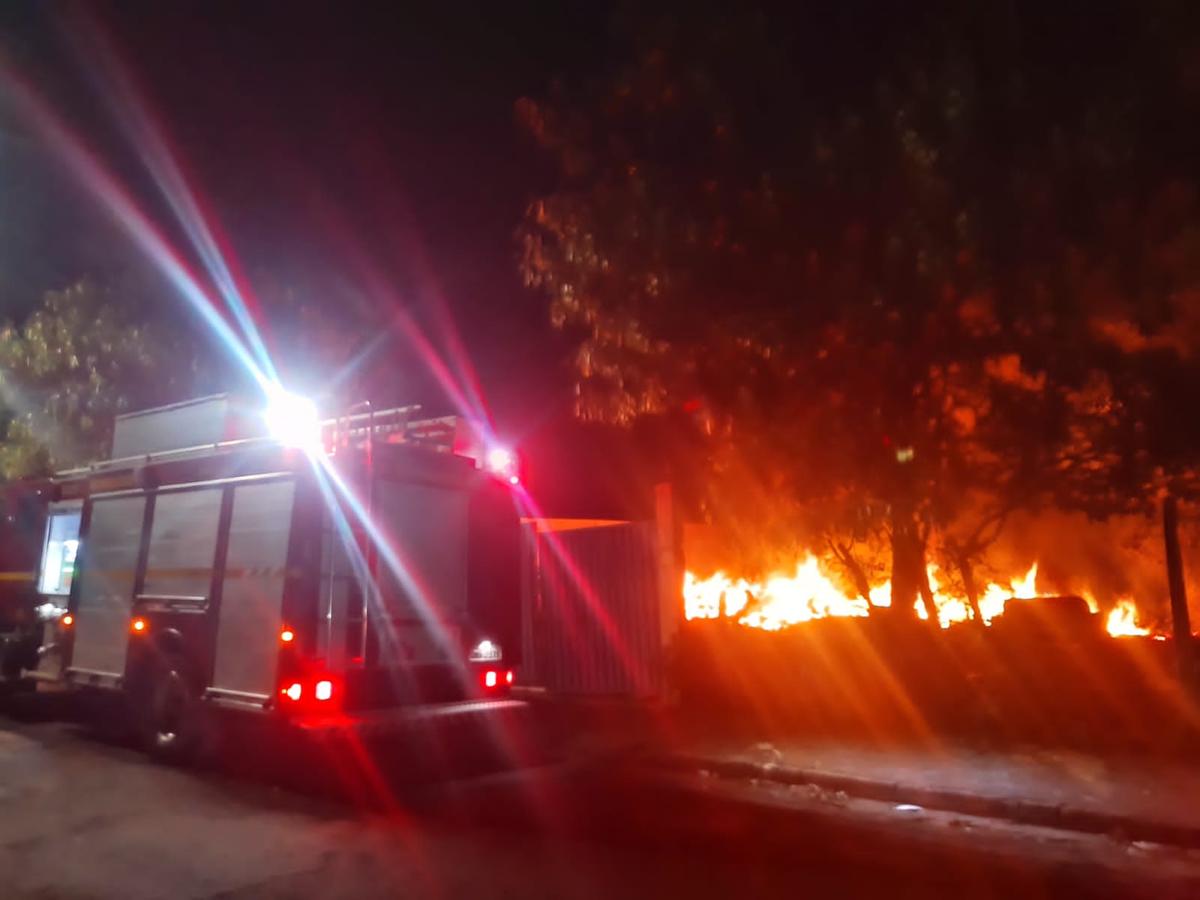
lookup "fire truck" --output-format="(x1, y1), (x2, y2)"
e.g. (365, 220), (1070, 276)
(3, 393), (523, 761)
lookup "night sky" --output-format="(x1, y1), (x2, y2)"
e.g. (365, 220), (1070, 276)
(0, 2), (606, 388)
(0, 2), (1156, 518)
(0, 1), (664, 515)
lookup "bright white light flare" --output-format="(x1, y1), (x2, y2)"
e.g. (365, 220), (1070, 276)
(485, 447), (519, 484)
(264, 389), (321, 450)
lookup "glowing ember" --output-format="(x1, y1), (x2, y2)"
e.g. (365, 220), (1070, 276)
(684, 559), (1154, 638)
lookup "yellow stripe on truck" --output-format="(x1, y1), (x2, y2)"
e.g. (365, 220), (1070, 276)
(0, 566), (294, 585)
(46, 567), (291, 580)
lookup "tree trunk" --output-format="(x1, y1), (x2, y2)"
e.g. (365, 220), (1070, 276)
(890, 504), (927, 620)
(955, 554), (985, 627)
(846, 554), (874, 606)
(1163, 494), (1194, 685)
(831, 541), (874, 605)
(916, 545), (940, 627)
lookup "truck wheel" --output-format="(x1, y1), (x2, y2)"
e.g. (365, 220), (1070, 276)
(139, 653), (204, 764)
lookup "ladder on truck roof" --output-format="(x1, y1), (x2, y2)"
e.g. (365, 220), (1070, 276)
(326, 404), (460, 455)
(55, 399), (465, 479)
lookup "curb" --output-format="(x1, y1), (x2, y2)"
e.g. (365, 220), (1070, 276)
(653, 753), (1200, 850)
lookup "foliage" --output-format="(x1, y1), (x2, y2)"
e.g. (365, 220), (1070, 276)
(0, 279), (212, 477)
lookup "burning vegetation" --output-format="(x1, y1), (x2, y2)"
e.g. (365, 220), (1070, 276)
(684, 560), (1154, 639)
(674, 515), (1198, 754)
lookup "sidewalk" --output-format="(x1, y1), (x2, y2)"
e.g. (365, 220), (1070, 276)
(517, 689), (1200, 847)
(654, 736), (1200, 848)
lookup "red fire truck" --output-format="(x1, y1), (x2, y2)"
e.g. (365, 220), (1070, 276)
(5, 393), (523, 761)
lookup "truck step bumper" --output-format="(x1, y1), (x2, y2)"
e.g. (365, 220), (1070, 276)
(291, 698), (528, 739)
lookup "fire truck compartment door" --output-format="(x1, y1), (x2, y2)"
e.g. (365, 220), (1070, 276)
(373, 481), (468, 664)
(72, 495), (146, 677)
(211, 480), (295, 699)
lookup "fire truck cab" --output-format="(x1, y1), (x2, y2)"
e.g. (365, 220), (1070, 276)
(23, 394), (522, 760)
(0, 480), (50, 684)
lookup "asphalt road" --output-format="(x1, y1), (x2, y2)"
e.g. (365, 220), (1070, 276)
(3, 697), (1200, 900)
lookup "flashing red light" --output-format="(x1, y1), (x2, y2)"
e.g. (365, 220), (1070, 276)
(314, 679), (334, 701)
(484, 670), (498, 688)
(280, 628), (295, 644)
(505, 670), (514, 685)
(282, 682), (303, 702)
(61, 613), (74, 627)
(131, 617), (147, 634)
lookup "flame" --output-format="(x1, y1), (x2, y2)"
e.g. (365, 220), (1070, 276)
(929, 562), (1039, 628)
(684, 558), (1154, 638)
(1105, 598), (1150, 637)
(683, 556), (872, 631)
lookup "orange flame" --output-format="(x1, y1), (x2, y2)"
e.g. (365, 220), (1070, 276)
(683, 559), (1154, 638)
(1105, 598), (1150, 637)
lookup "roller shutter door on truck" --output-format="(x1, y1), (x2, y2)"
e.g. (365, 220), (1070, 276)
(372, 481), (468, 665)
(72, 495), (146, 677)
(211, 479), (295, 700)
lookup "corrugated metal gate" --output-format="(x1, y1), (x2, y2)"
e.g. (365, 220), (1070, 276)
(522, 521), (668, 697)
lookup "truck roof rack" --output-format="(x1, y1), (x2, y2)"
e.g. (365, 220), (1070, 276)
(55, 401), (465, 480)
(324, 404), (459, 455)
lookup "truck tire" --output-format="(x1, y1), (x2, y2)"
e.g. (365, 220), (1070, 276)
(138, 652), (205, 765)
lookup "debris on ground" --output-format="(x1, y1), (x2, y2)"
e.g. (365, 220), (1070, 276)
(749, 742), (784, 768)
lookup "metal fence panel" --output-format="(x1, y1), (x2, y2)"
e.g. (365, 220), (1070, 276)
(526, 522), (664, 697)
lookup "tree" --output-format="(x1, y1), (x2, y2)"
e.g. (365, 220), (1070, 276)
(519, 3), (1200, 621)
(0, 279), (214, 477)
(519, 7), (999, 617)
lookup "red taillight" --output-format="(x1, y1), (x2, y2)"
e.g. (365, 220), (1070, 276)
(506, 670), (514, 685)
(280, 628), (295, 644)
(280, 675), (337, 709)
(131, 617), (147, 634)
(61, 613), (74, 627)
(484, 670), (498, 688)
